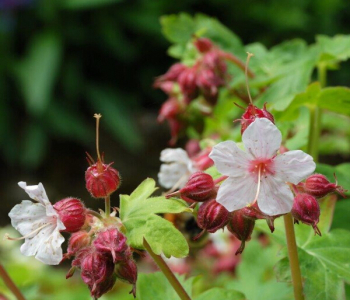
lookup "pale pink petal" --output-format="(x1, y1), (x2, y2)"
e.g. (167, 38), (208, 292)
(160, 148), (190, 164)
(274, 150), (316, 184)
(257, 176), (294, 215)
(158, 163), (190, 189)
(242, 118), (281, 159)
(209, 141), (252, 177)
(216, 176), (257, 212)
(20, 223), (64, 265)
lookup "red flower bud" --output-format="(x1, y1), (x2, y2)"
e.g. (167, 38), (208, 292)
(154, 63), (187, 86)
(115, 259), (138, 297)
(292, 193), (321, 235)
(80, 249), (115, 299)
(192, 148), (214, 171)
(178, 67), (199, 103)
(195, 199), (229, 239)
(53, 198), (86, 233)
(157, 98), (183, 123)
(303, 174), (346, 198)
(85, 160), (121, 198)
(194, 37), (214, 53)
(185, 139), (201, 158)
(64, 231), (91, 260)
(167, 172), (216, 203)
(227, 209), (255, 255)
(93, 228), (128, 263)
(240, 103), (275, 134)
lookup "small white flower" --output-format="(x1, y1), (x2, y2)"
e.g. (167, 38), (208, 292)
(6, 182), (65, 265)
(209, 118), (316, 216)
(158, 148), (197, 189)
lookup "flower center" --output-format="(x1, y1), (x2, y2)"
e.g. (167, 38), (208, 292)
(248, 158), (275, 179)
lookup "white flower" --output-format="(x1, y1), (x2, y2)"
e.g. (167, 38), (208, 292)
(6, 182), (65, 265)
(158, 148), (197, 189)
(209, 118), (316, 216)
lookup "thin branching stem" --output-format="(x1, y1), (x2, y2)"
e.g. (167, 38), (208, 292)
(0, 264), (26, 300)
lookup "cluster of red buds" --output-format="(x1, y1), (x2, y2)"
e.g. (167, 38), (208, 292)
(154, 37), (234, 145)
(59, 114), (137, 299)
(291, 174), (346, 235)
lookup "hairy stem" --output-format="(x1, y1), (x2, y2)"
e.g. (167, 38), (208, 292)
(0, 264), (26, 300)
(143, 239), (191, 300)
(284, 214), (304, 300)
(105, 195), (111, 215)
(87, 209), (103, 220)
(220, 51), (255, 78)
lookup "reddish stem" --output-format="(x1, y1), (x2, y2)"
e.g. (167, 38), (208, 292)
(0, 264), (26, 300)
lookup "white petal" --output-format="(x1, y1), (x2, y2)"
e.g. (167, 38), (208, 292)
(18, 182), (57, 217)
(274, 150), (316, 184)
(257, 176), (294, 215)
(216, 176), (257, 212)
(9, 200), (48, 236)
(160, 148), (190, 164)
(242, 118), (281, 159)
(158, 163), (190, 189)
(20, 223), (64, 265)
(209, 141), (252, 177)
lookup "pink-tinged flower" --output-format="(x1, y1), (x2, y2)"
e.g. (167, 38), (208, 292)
(158, 148), (198, 189)
(209, 118), (316, 215)
(7, 182), (66, 265)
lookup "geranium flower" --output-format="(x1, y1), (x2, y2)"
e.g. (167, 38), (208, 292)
(6, 182), (65, 265)
(158, 148), (197, 189)
(209, 118), (316, 215)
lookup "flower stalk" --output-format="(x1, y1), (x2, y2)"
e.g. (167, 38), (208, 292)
(283, 213), (304, 300)
(0, 264), (26, 300)
(143, 239), (191, 300)
(105, 195), (111, 215)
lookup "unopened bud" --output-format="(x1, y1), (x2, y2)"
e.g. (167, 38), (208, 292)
(303, 174), (346, 198)
(115, 259), (138, 297)
(93, 228), (128, 263)
(194, 37), (214, 53)
(178, 66), (198, 103)
(241, 203), (277, 233)
(240, 103), (275, 134)
(53, 198), (86, 233)
(85, 160), (121, 198)
(227, 209), (255, 255)
(195, 199), (229, 239)
(157, 98), (182, 123)
(185, 139), (201, 158)
(168, 172), (216, 203)
(80, 249), (115, 298)
(154, 63), (187, 86)
(292, 193), (321, 235)
(65, 231), (91, 260)
(192, 148), (214, 171)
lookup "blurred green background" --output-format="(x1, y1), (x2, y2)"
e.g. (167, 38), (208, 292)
(1, 0), (350, 298)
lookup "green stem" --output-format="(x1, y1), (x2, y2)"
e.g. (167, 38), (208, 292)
(105, 195), (111, 215)
(86, 209), (103, 220)
(0, 264), (26, 300)
(143, 239), (192, 300)
(307, 64), (327, 162)
(283, 214), (304, 300)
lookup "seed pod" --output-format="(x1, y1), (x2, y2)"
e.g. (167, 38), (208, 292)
(292, 193), (321, 235)
(115, 259), (138, 297)
(53, 198), (86, 233)
(65, 231), (91, 260)
(227, 209), (255, 255)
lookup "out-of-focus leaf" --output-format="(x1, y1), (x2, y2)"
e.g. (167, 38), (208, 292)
(15, 32), (62, 116)
(20, 122), (48, 168)
(332, 199), (350, 231)
(120, 178), (191, 258)
(317, 87), (350, 116)
(316, 163), (350, 195)
(60, 0), (123, 10)
(225, 240), (292, 300)
(195, 288), (245, 300)
(316, 35), (350, 65)
(44, 102), (92, 144)
(160, 13), (196, 44)
(87, 86), (143, 151)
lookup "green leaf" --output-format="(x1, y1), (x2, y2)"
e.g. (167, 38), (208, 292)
(259, 197), (350, 300)
(317, 87), (350, 116)
(60, 0), (123, 9)
(15, 32), (62, 116)
(195, 288), (245, 300)
(120, 178), (191, 257)
(160, 13), (196, 44)
(137, 272), (194, 300)
(316, 35), (350, 65)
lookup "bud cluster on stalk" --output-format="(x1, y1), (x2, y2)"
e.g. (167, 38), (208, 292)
(154, 37), (234, 145)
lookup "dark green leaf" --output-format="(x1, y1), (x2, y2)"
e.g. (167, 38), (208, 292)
(195, 287), (245, 300)
(60, 0), (123, 10)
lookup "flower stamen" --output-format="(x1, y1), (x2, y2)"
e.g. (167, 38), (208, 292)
(4, 222), (51, 241)
(251, 165), (262, 205)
